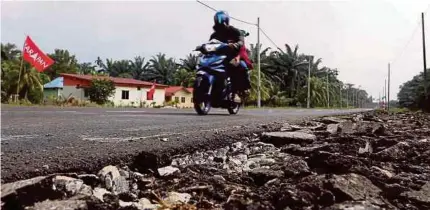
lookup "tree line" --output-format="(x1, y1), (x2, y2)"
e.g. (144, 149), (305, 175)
(1, 42), (372, 107)
(397, 70), (430, 111)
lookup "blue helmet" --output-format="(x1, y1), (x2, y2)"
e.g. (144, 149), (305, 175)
(214, 11), (229, 26)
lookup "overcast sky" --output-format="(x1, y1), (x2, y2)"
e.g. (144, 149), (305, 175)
(2, 0), (430, 100)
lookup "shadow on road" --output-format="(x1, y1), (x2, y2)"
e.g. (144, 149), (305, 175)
(130, 112), (233, 117)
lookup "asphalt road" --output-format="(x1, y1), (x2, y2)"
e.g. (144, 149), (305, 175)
(1, 105), (370, 182)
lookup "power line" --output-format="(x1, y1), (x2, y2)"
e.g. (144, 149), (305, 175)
(391, 4), (430, 65)
(391, 19), (421, 65)
(196, 0), (217, 12)
(196, 0), (257, 26)
(196, 0), (281, 50)
(260, 27), (282, 50)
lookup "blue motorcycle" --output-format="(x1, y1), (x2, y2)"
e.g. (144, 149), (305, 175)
(192, 39), (241, 115)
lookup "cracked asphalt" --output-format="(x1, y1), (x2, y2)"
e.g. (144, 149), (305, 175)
(1, 105), (370, 183)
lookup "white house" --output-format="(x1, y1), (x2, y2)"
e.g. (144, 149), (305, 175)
(58, 73), (167, 107)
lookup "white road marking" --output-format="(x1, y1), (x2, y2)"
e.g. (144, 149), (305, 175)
(1, 110), (78, 113)
(2, 134), (40, 141)
(81, 128), (220, 143)
(105, 111), (147, 113)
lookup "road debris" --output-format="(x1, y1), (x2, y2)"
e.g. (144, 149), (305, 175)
(1, 111), (429, 210)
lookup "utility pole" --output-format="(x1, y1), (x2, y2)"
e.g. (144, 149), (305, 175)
(379, 92), (381, 108)
(257, 17), (261, 108)
(339, 84), (342, 108)
(422, 12), (428, 101)
(346, 87), (349, 108)
(353, 88), (356, 108)
(384, 79), (387, 108)
(356, 89), (358, 108)
(326, 73), (329, 108)
(388, 63), (391, 111)
(307, 56), (311, 108)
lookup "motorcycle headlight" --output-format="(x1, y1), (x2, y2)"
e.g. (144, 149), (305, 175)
(204, 44), (221, 52)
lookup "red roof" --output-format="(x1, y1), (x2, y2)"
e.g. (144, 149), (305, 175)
(60, 73), (167, 88)
(165, 86), (193, 97)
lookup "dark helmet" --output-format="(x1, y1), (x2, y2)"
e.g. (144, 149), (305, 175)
(214, 10), (229, 26)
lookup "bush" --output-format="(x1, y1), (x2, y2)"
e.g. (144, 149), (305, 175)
(27, 87), (43, 104)
(103, 101), (115, 108)
(87, 79), (116, 105)
(19, 99), (32, 106)
(165, 100), (179, 107)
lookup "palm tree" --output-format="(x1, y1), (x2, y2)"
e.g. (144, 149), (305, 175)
(174, 68), (195, 87)
(95, 57), (133, 78)
(17, 64), (43, 100)
(147, 53), (177, 85)
(95, 57), (113, 74)
(345, 83), (354, 107)
(1, 58), (20, 101)
(77, 62), (97, 75)
(268, 44), (308, 98)
(180, 54), (198, 72)
(248, 68), (272, 103)
(113, 60), (133, 78)
(249, 43), (271, 65)
(1, 43), (21, 60)
(46, 49), (79, 80)
(129, 56), (150, 80)
(297, 77), (328, 107)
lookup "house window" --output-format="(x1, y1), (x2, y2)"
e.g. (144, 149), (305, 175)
(181, 97), (185, 103)
(191, 98), (193, 103)
(137, 87), (141, 90)
(175, 97), (179, 103)
(122, 90), (129, 100)
(84, 89), (89, 97)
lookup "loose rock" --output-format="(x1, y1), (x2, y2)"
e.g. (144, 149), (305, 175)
(261, 131), (317, 146)
(52, 176), (90, 197)
(326, 124), (340, 134)
(164, 192), (192, 205)
(98, 165), (129, 194)
(248, 168), (284, 185)
(328, 173), (382, 204)
(401, 182), (430, 205)
(27, 198), (88, 210)
(92, 187), (111, 202)
(77, 174), (100, 187)
(373, 142), (410, 161)
(157, 166), (180, 177)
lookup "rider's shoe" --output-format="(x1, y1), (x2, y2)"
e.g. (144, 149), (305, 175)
(243, 89), (250, 97)
(233, 94), (242, 103)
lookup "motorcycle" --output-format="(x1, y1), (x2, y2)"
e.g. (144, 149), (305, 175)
(192, 39), (241, 115)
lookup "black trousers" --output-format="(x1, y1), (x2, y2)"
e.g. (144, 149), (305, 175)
(227, 62), (251, 93)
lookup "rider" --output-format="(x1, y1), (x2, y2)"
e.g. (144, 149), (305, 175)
(209, 10), (251, 103)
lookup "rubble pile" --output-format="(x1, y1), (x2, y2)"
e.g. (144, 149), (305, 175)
(1, 111), (429, 210)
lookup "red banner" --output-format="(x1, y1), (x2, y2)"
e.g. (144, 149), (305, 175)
(147, 80), (156, 100)
(22, 36), (54, 72)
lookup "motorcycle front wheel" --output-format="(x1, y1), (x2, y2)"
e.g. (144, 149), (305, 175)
(193, 76), (211, 115)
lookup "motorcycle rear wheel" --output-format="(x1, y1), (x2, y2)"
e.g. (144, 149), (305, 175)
(227, 92), (241, 115)
(228, 103), (240, 115)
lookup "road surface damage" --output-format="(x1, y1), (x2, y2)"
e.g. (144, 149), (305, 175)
(1, 111), (429, 209)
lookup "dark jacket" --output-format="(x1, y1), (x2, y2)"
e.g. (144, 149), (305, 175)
(209, 25), (244, 51)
